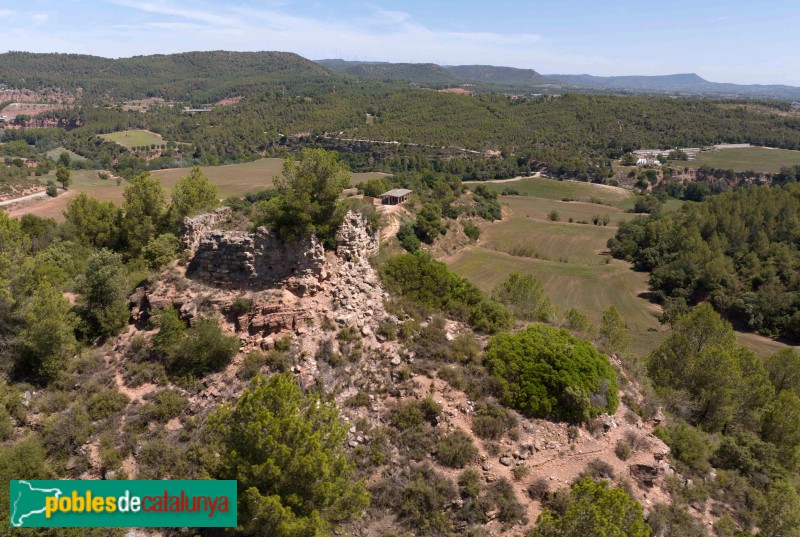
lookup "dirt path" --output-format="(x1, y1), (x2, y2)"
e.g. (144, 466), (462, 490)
(463, 173), (542, 184)
(0, 188), (63, 207)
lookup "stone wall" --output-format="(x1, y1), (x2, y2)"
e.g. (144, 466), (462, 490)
(183, 209), (377, 295)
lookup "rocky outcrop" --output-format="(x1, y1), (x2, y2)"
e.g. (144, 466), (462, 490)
(336, 211), (379, 261)
(183, 209), (377, 295)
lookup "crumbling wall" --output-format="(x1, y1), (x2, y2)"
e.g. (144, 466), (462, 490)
(183, 210), (377, 295)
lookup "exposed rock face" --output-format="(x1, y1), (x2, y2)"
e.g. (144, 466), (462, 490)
(183, 208), (329, 295)
(336, 211), (379, 261)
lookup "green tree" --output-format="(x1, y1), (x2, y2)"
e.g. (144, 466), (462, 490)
(492, 272), (554, 322)
(122, 172), (166, 254)
(256, 149), (350, 247)
(485, 325), (618, 421)
(168, 166), (219, 223)
(621, 152), (637, 166)
(761, 390), (800, 470)
(759, 481), (800, 537)
(58, 151), (71, 167)
(765, 348), (800, 396)
(206, 373), (369, 537)
(141, 233), (181, 270)
(598, 305), (629, 354)
(17, 282), (78, 384)
(530, 477), (651, 537)
(414, 203), (446, 243)
(56, 164), (71, 190)
(75, 249), (130, 339)
(63, 193), (121, 249)
(45, 180), (58, 197)
(548, 210), (560, 222)
(564, 308), (596, 338)
(648, 304), (773, 432)
(360, 177), (390, 197)
(396, 222), (420, 252)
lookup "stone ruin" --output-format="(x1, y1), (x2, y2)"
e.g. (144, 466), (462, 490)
(182, 207), (378, 295)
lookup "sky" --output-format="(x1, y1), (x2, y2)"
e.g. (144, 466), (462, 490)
(1, 0), (800, 85)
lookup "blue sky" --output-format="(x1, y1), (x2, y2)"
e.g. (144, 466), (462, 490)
(1, 0), (799, 85)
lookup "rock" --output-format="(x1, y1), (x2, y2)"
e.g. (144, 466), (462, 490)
(499, 455), (513, 466)
(361, 325), (372, 337)
(390, 356), (402, 366)
(482, 462), (492, 471)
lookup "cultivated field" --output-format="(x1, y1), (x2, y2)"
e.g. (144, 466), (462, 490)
(100, 129), (166, 149)
(673, 146), (800, 173)
(9, 159), (389, 221)
(482, 177), (632, 207)
(44, 147), (88, 162)
(446, 184), (791, 357)
(150, 159), (389, 197)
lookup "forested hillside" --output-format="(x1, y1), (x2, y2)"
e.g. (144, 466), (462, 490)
(316, 59), (460, 84)
(609, 183), (800, 339)
(0, 51), (338, 102)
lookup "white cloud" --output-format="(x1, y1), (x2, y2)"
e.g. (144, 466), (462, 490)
(31, 13), (49, 25)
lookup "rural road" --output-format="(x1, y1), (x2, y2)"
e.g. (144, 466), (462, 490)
(463, 172), (543, 184)
(0, 190), (54, 207)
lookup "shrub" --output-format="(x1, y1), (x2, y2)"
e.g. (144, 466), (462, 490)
(46, 180), (58, 197)
(548, 210), (560, 222)
(484, 325), (619, 422)
(87, 388), (130, 420)
(396, 222), (421, 252)
(346, 391), (371, 408)
(487, 478), (526, 525)
(615, 440), (632, 461)
(654, 422), (710, 474)
(168, 316), (239, 378)
(436, 430), (478, 469)
(459, 468), (482, 499)
(531, 477), (649, 537)
(381, 252), (511, 334)
(462, 220), (481, 241)
(144, 389), (188, 423)
(391, 398), (442, 430)
(527, 477), (550, 501)
(141, 233), (181, 270)
(471, 401), (518, 440)
(512, 465), (530, 481)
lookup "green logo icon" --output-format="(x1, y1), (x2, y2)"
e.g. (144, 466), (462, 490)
(9, 480), (237, 528)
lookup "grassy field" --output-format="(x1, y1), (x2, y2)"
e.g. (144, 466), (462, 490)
(481, 177), (632, 207)
(672, 146), (800, 173)
(44, 147), (88, 162)
(10, 159), (389, 221)
(444, 182), (790, 357)
(100, 130), (165, 149)
(150, 159), (388, 198)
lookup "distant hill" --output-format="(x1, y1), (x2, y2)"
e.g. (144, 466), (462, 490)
(0, 51), (336, 102)
(444, 65), (553, 86)
(547, 72), (800, 100)
(316, 59), (459, 85)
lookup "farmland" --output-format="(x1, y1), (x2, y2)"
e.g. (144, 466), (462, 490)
(8, 158), (390, 221)
(672, 146), (800, 173)
(446, 188), (791, 357)
(480, 176), (632, 207)
(100, 129), (166, 149)
(150, 158), (389, 198)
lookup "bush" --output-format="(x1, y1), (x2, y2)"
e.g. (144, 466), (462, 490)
(144, 389), (188, 422)
(462, 220), (480, 241)
(46, 180), (58, 197)
(485, 325), (619, 422)
(436, 430), (478, 468)
(531, 477), (649, 537)
(528, 477), (550, 501)
(487, 478), (526, 525)
(471, 401), (518, 440)
(381, 252), (511, 334)
(391, 398), (442, 430)
(615, 439), (632, 461)
(168, 316), (239, 378)
(87, 388), (130, 420)
(141, 233), (181, 270)
(548, 210), (560, 222)
(396, 222), (421, 252)
(230, 296), (254, 315)
(654, 422), (710, 474)
(459, 468), (482, 499)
